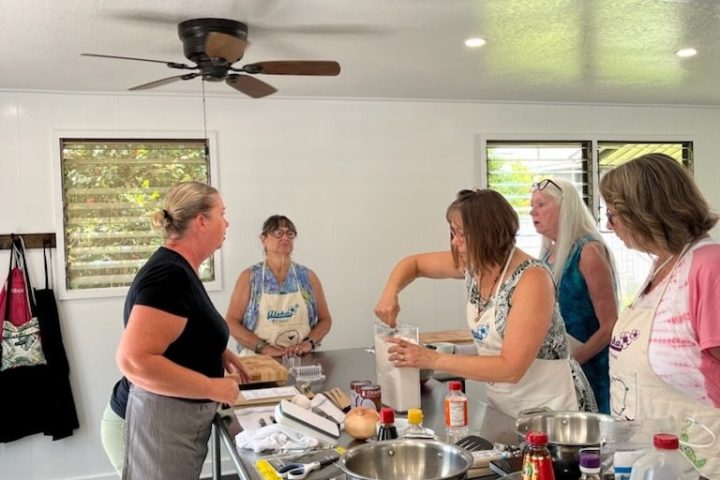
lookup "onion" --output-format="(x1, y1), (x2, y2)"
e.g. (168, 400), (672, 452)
(344, 406), (380, 440)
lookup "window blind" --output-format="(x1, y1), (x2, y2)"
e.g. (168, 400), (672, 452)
(60, 139), (211, 290)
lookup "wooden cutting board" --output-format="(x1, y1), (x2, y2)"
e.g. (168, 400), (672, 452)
(237, 355), (289, 384)
(419, 329), (473, 345)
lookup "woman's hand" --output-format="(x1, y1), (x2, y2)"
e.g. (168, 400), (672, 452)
(284, 340), (313, 357)
(262, 344), (288, 357)
(386, 337), (437, 369)
(374, 292), (400, 327)
(223, 350), (250, 383)
(208, 377), (241, 405)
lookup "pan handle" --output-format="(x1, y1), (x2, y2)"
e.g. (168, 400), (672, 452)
(517, 406), (553, 418)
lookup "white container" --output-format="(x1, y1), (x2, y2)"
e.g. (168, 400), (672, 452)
(374, 322), (420, 412)
(629, 434), (696, 480)
(614, 450), (646, 480)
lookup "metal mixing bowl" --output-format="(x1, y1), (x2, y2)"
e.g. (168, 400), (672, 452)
(339, 439), (474, 480)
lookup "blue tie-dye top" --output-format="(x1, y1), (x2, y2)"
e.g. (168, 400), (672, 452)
(242, 262), (319, 331)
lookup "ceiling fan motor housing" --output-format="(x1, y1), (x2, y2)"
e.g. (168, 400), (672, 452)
(178, 18), (248, 63)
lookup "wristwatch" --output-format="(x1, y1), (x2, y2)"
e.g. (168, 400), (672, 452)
(304, 337), (319, 351)
(254, 339), (268, 354)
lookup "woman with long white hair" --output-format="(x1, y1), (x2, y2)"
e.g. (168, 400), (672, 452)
(530, 178), (618, 413)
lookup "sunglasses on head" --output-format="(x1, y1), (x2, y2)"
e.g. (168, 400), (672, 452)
(532, 178), (563, 193)
(456, 188), (480, 199)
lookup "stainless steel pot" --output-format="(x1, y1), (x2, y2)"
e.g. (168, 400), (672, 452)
(515, 410), (618, 480)
(339, 439), (474, 480)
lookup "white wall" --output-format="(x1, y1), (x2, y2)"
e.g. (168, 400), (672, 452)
(0, 91), (718, 479)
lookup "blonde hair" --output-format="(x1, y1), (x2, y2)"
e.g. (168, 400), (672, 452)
(600, 153), (718, 253)
(149, 181), (219, 240)
(537, 178), (617, 285)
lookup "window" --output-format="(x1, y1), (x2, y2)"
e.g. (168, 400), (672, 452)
(55, 137), (218, 299)
(485, 139), (692, 306)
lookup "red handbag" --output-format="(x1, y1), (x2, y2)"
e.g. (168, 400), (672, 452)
(0, 266), (33, 328)
(0, 237), (46, 370)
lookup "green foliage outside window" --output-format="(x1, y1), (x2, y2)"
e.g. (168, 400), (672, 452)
(61, 140), (211, 290)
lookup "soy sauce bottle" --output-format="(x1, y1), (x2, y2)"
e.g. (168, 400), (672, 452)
(521, 431), (555, 480)
(376, 407), (399, 441)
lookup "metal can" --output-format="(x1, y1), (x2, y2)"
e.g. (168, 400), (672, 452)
(350, 380), (372, 407)
(359, 384), (382, 411)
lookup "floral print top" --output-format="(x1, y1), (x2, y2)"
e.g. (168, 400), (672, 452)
(466, 258), (570, 359)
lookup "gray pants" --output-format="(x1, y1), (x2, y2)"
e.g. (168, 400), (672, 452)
(122, 386), (217, 480)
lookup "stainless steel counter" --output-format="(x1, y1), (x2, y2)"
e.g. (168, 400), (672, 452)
(210, 347), (518, 480)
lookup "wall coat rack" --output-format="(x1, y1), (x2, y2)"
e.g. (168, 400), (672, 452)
(0, 233), (56, 250)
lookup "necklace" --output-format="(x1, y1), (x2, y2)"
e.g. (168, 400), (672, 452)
(476, 270), (500, 313)
(643, 254), (674, 293)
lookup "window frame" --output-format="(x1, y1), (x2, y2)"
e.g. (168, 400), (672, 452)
(477, 133), (695, 200)
(478, 133), (695, 306)
(51, 130), (221, 300)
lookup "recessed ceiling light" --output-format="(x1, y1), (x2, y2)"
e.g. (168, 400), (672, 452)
(675, 48), (697, 58)
(465, 38), (486, 48)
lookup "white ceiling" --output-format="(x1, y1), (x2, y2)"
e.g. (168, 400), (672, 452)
(2, 0), (720, 105)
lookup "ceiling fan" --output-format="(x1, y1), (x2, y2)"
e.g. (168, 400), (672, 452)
(82, 18), (341, 98)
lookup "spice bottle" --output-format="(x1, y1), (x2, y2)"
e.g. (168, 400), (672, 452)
(578, 451), (601, 480)
(521, 431), (555, 480)
(359, 384), (382, 411)
(376, 407), (399, 441)
(443, 381), (468, 443)
(349, 380), (372, 407)
(400, 408), (436, 439)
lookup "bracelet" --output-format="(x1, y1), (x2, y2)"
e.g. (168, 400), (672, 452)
(254, 339), (268, 354)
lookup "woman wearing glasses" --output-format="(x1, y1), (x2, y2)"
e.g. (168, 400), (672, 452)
(530, 178), (618, 414)
(226, 215), (332, 357)
(601, 154), (720, 477)
(375, 189), (596, 418)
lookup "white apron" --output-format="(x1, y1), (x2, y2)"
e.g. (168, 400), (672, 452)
(253, 263), (311, 349)
(467, 250), (579, 418)
(609, 246), (719, 477)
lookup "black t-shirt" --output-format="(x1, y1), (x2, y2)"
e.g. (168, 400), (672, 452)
(110, 247), (229, 418)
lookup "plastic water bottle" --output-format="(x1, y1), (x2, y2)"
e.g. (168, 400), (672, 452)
(401, 408), (436, 439)
(444, 380), (468, 443)
(614, 450), (646, 480)
(629, 434), (696, 480)
(578, 451), (601, 480)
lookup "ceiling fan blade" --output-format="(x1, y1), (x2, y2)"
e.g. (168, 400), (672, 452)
(205, 32), (247, 64)
(242, 61), (340, 76)
(226, 74), (277, 98)
(82, 53), (193, 69)
(129, 73), (200, 91)
(251, 23), (393, 36)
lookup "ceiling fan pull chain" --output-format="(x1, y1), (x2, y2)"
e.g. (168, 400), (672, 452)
(201, 78), (209, 156)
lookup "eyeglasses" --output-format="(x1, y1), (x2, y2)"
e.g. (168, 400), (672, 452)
(450, 226), (466, 239)
(532, 179), (563, 193)
(269, 229), (297, 239)
(606, 210), (616, 227)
